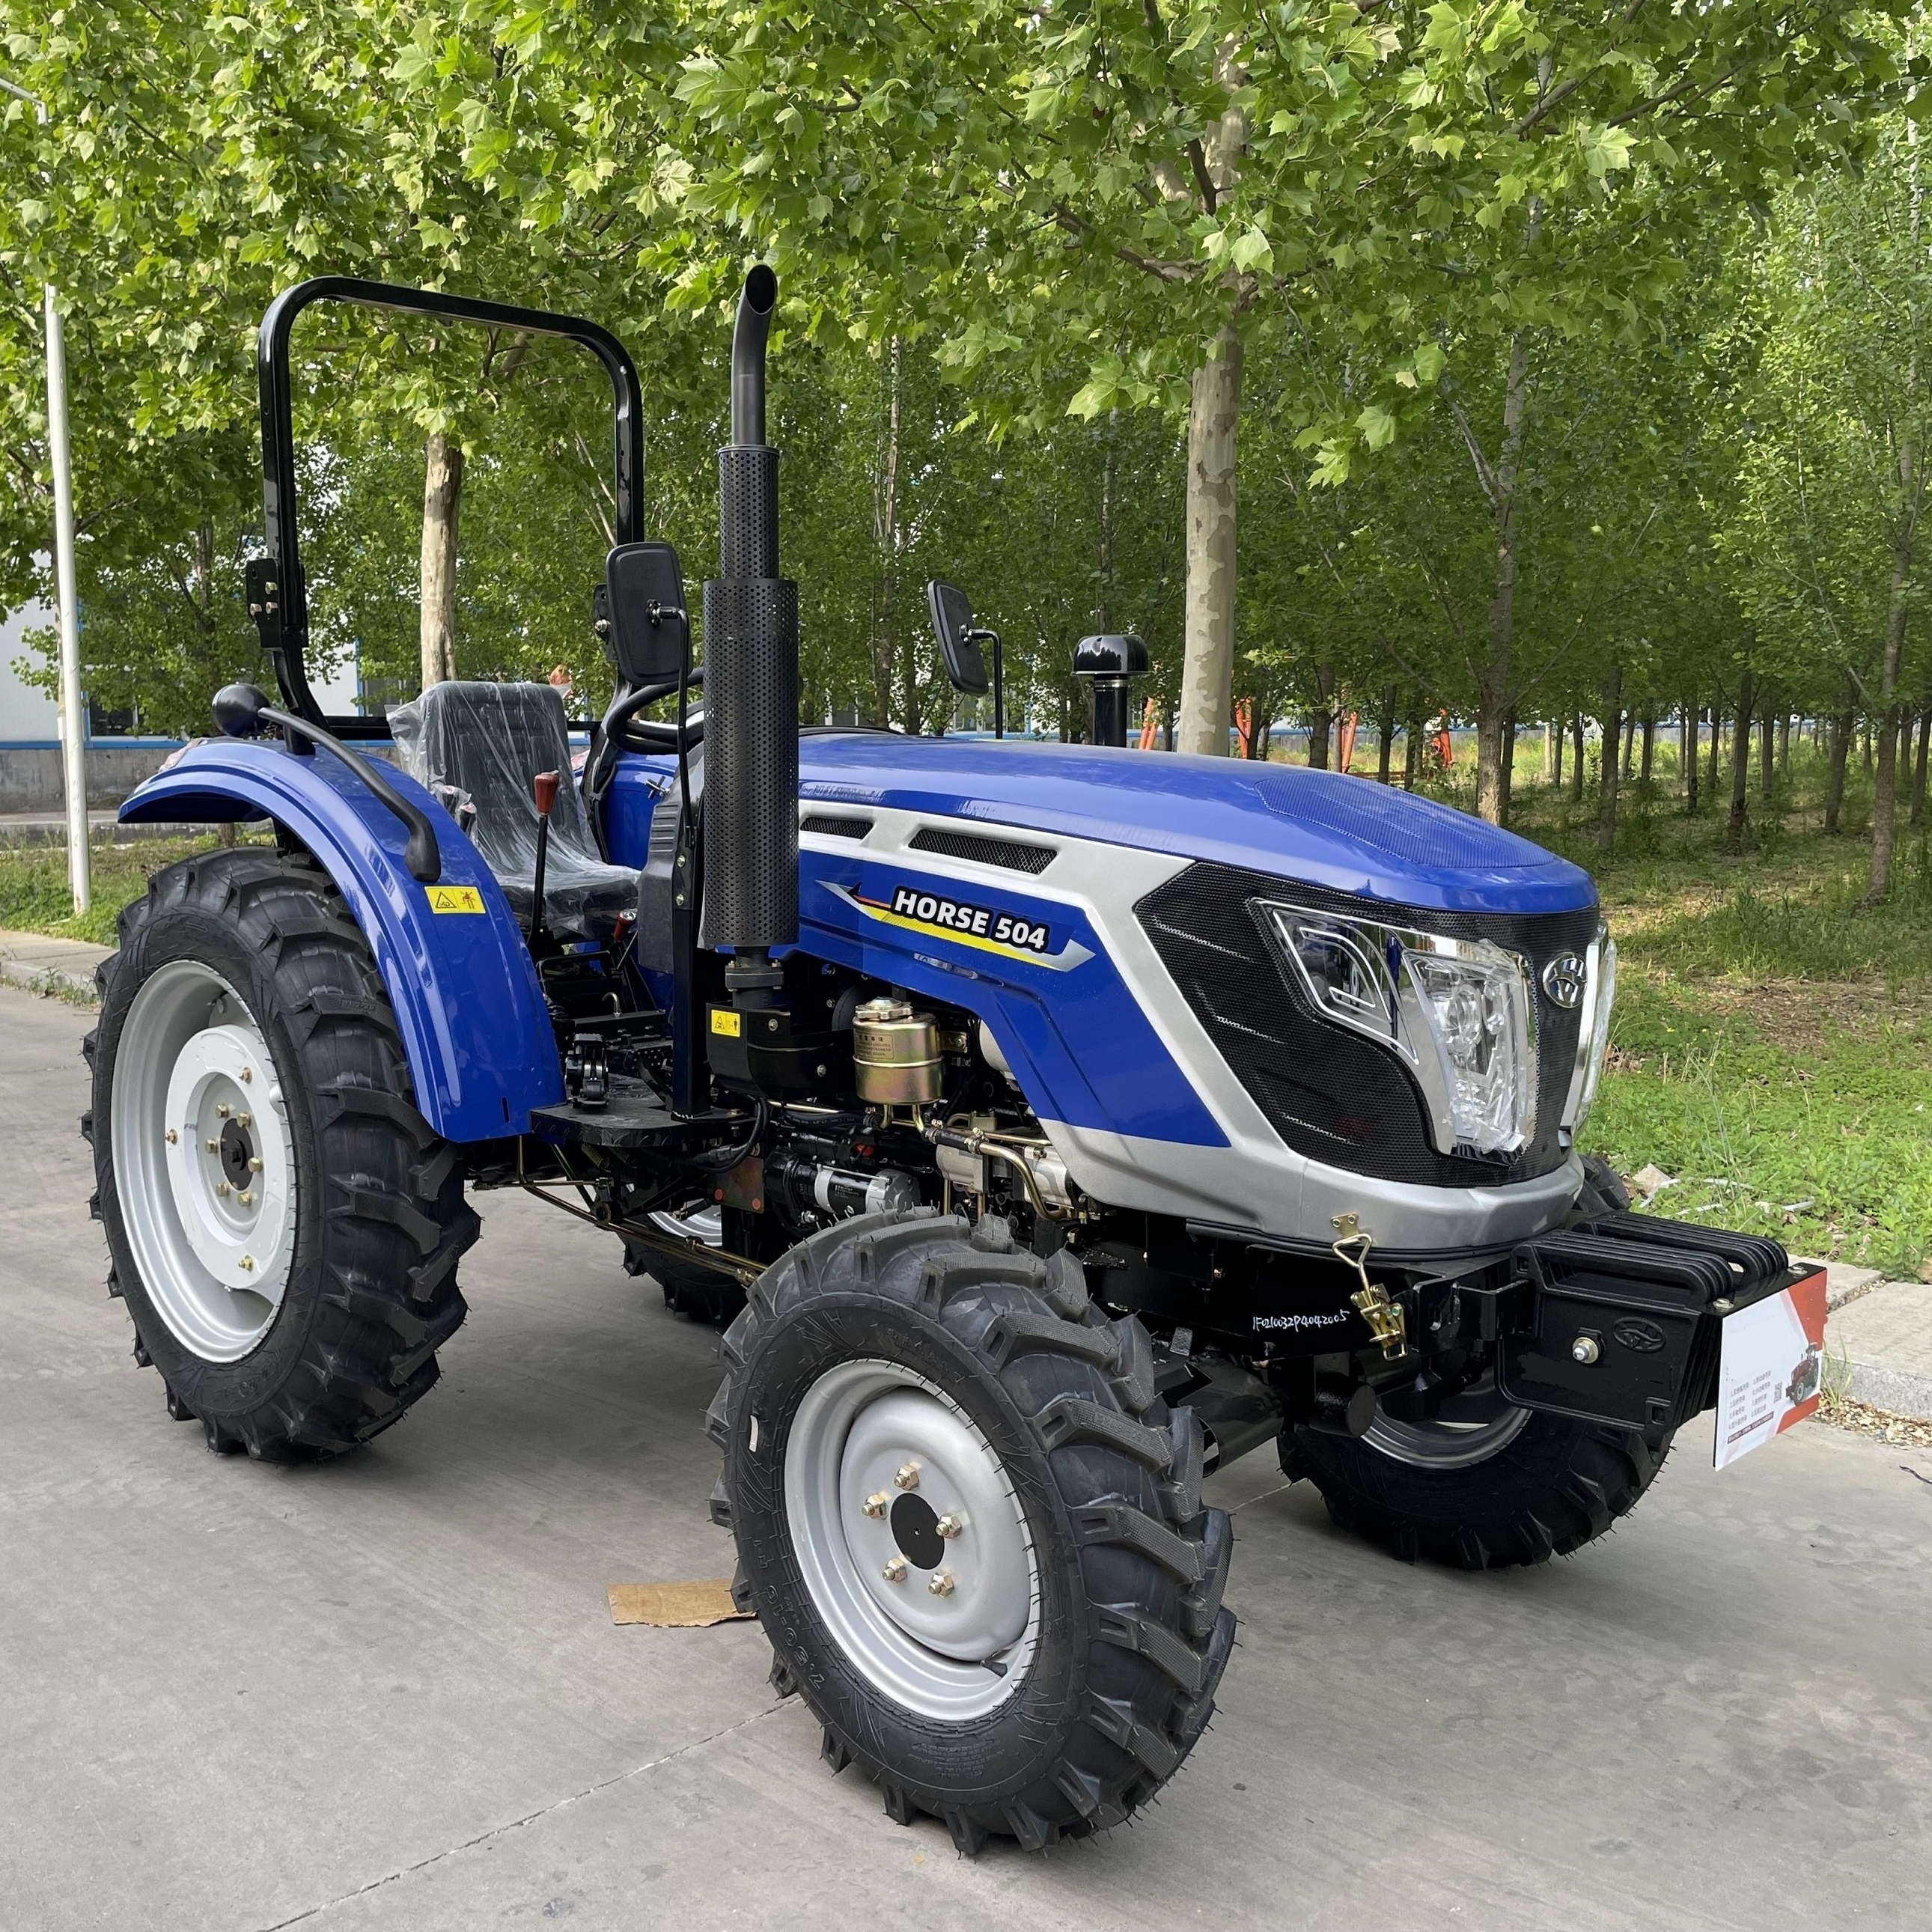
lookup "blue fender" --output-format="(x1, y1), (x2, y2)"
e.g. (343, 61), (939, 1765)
(121, 739), (564, 1141)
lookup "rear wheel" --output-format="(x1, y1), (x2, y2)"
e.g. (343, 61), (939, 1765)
(712, 1212), (1234, 1852)
(85, 848), (478, 1458)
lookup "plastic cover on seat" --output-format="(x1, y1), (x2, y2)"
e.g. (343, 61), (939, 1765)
(389, 681), (639, 934)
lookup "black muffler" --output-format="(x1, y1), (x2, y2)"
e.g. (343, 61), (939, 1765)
(704, 266), (799, 1002)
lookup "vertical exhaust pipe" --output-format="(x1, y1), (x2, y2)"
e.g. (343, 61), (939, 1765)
(704, 266), (798, 1002)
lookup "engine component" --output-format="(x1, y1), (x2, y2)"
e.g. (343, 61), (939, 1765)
(768, 1152), (919, 1224)
(852, 998), (942, 1105)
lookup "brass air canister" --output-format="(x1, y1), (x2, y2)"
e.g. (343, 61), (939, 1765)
(851, 997), (942, 1105)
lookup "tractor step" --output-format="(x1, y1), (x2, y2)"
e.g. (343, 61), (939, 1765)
(530, 1079), (743, 1151)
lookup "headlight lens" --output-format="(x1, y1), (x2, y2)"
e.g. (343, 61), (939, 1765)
(1260, 904), (1538, 1157)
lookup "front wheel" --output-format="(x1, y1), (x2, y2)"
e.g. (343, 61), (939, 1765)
(86, 849), (478, 1459)
(712, 1213), (1234, 1852)
(1285, 1398), (1672, 1569)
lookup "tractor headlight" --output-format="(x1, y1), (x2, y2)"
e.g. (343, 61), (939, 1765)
(1260, 904), (1538, 1157)
(1564, 925), (1618, 1137)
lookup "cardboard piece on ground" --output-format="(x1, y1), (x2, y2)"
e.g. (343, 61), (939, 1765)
(608, 1580), (754, 1627)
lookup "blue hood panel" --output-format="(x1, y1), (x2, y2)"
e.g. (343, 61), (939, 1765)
(796, 736), (1595, 917)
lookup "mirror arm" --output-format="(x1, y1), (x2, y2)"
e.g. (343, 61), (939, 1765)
(969, 627), (1005, 740)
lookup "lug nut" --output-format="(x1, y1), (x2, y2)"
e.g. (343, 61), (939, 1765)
(862, 1492), (889, 1519)
(936, 1514), (966, 1540)
(240, 1068), (253, 1084)
(206, 1139), (219, 1154)
(239, 1255), (255, 1273)
(237, 1112), (252, 1128)
(249, 1157), (262, 1173)
(882, 1555), (908, 1582)
(216, 1103), (230, 1118)
(165, 1129), (177, 1145)
(894, 1462), (921, 1490)
(1571, 1335), (1601, 1365)
(928, 1573), (956, 1597)
(216, 1180), (231, 1198)
(239, 1190), (254, 1207)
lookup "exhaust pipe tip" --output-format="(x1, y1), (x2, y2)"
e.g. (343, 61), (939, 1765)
(731, 266), (778, 448)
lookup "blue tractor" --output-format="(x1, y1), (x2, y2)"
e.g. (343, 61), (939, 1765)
(88, 270), (1813, 1853)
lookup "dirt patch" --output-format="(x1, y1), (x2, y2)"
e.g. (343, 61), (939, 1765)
(1693, 978), (1932, 1053)
(1816, 1388), (1932, 1450)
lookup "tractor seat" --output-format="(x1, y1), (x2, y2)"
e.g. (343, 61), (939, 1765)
(389, 680), (639, 936)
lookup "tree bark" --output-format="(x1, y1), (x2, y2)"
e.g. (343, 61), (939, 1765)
(1597, 664), (1622, 852)
(1681, 707), (1696, 813)
(1621, 710), (1636, 781)
(1726, 669), (1756, 853)
(1824, 707), (1853, 834)
(1639, 712), (1655, 787)
(1499, 707), (1517, 826)
(1176, 326), (1243, 756)
(1307, 661), (1335, 769)
(1472, 331), (1532, 826)
(419, 432), (464, 690)
(1569, 713), (1585, 802)
(1376, 688), (1397, 783)
(871, 338), (904, 728)
(1911, 709), (1930, 826)
(1705, 702), (1722, 803)
(1552, 716), (1564, 790)
(1868, 522), (1915, 901)
(1404, 713), (1421, 790)
(1758, 698), (1775, 803)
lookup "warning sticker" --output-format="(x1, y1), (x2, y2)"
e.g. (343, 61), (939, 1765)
(426, 884), (486, 915)
(1713, 1270), (1829, 1469)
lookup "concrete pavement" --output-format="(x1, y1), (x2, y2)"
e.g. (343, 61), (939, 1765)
(0, 925), (112, 1002)
(3, 984), (1930, 1931)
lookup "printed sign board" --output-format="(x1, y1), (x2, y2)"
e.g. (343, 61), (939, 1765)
(1713, 1269), (1829, 1469)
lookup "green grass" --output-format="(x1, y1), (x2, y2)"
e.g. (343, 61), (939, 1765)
(0, 834), (266, 948)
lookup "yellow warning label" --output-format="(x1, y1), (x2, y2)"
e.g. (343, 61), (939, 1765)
(426, 884), (487, 915)
(710, 1008), (743, 1037)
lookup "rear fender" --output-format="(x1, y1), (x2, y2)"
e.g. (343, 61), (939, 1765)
(121, 739), (563, 1140)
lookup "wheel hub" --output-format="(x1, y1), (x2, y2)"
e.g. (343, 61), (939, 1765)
(784, 1360), (1040, 1720)
(111, 961), (298, 1362)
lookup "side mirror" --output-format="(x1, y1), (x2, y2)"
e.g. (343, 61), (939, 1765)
(927, 580), (989, 695)
(603, 541), (690, 686)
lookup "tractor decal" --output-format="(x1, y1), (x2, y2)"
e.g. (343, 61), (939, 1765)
(825, 881), (1095, 972)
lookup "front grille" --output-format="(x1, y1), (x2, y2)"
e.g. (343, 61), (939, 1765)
(909, 826), (1056, 874)
(800, 812), (871, 839)
(1136, 863), (1598, 1187)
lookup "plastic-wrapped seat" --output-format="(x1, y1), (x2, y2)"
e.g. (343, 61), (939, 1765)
(389, 681), (639, 936)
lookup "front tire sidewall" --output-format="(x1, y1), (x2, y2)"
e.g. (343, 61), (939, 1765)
(97, 895), (329, 1426)
(732, 1293), (1085, 1800)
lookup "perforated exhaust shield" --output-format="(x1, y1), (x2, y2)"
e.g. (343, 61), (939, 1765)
(704, 278), (800, 951)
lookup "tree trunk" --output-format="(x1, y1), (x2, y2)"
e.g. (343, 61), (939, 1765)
(1499, 707), (1517, 826)
(1705, 703), (1722, 803)
(1911, 709), (1930, 826)
(1473, 331), (1532, 826)
(1682, 707), (1698, 814)
(1597, 664), (1622, 853)
(1552, 716), (1564, 790)
(1404, 713), (1421, 790)
(1307, 662), (1335, 769)
(1621, 710), (1636, 781)
(1758, 700), (1775, 803)
(1824, 708), (1853, 834)
(1868, 521), (1915, 901)
(1569, 713), (1585, 802)
(1639, 712), (1655, 787)
(1376, 689), (1396, 783)
(871, 338), (904, 728)
(1176, 326), (1243, 756)
(1778, 712), (1791, 774)
(419, 431), (464, 690)
(1726, 669), (1756, 853)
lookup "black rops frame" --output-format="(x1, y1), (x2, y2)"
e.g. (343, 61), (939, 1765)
(250, 276), (646, 739)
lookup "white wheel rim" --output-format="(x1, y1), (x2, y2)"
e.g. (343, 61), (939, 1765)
(784, 1359), (1040, 1721)
(110, 960), (297, 1362)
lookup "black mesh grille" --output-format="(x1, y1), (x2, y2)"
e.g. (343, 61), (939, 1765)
(909, 826), (1056, 874)
(1136, 862), (1599, 1186)
(800, 813), (871, 839)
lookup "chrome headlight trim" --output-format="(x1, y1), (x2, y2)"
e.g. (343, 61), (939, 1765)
(1563, 925), (1617, 1138)
(1257, 901), (1538, 1158)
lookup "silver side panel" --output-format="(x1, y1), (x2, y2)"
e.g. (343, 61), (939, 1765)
(800, 802), (1582, 1252)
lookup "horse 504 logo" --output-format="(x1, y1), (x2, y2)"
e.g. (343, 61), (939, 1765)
(824, 878), (1094, 973)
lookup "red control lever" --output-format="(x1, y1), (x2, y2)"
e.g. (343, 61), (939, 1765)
(528, 770), (561, 945)
(533, 770), (560, 817)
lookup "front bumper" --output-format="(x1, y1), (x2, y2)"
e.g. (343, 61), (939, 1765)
(1478, 1214), (1819, 1435)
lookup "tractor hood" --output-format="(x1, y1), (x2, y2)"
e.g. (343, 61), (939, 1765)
(796, 732), (1594, 918)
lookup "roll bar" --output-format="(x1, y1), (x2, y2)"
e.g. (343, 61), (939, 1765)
(251, 277), (647, 740)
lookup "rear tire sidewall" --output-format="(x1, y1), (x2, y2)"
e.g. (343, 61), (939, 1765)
(97, 892), (330, 1424)
(732, 1291), (1086, 1797)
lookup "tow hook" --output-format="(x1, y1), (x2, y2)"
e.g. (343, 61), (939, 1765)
(1332, 1212), (1407, 1362)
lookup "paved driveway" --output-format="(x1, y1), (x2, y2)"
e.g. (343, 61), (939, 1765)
(2, 988), (1927, 1931)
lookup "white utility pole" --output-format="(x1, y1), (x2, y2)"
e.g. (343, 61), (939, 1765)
(2, 76), (90, 912)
